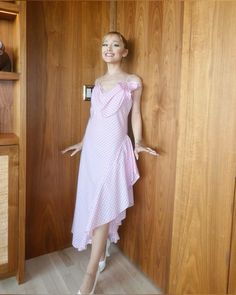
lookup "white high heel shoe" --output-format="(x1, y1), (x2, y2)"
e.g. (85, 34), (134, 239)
(99, 239), (111, 272)
(77, 270), (99, 294)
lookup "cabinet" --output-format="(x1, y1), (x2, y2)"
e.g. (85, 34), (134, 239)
(0, 1), (26, 283)
(0, 145), (18, 278)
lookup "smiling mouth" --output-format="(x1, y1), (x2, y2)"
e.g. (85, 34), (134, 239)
(105, 53), (114, 57)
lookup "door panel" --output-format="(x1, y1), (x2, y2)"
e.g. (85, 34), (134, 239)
(26, 1), (109, 258)
(169, 1), (236, 293)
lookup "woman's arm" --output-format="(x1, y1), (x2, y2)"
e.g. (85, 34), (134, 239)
(131, 86), (143, 145)
(131, 78), (159, 160)
(61, 139), (83, 157)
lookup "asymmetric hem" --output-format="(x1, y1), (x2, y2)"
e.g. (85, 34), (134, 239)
(72, 79), (141, 251)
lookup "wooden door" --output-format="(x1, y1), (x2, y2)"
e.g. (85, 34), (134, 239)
(0, 145), (18, 278)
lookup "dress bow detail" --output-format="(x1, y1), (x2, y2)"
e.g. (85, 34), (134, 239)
(91, 81), (141, 118)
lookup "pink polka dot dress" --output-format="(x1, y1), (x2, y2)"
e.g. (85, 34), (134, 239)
(72, 79), (141, 251)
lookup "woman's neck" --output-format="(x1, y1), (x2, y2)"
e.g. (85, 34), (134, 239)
(106, 63), (123, 76)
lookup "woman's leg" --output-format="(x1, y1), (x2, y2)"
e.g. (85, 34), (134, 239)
(79, 223), (109, 293)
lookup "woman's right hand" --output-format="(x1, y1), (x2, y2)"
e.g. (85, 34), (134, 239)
(61, 142), (83, 157)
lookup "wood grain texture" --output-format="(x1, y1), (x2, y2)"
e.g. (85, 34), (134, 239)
(0, 81), (14, 133)
(0, 145), (19, 279)
(228, 178), (236, 293)
(0, 7), (19, 134)
(109, 0), (117, 31)
(0, 1), (19, 14)
(26, 1), (236, 292)
(26, 1), (109, 259)
(0, 133), (18, 146)
(169, 1), (236, 293)
(0, 245), (161, 294)
(0, 1), (19, 21)
(0, 1), (26, 283)
(16, 0), (26, 283)
(0, 72), (20, 80)
(116, 1), (183, 291)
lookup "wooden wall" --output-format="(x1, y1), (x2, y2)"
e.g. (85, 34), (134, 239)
(229, 180), (236, 293)
(26, 1), (109, 258)
(27, 0), (183, 290)
(27, 1), (236, 293)
(169, 1), (236, 293)
(27, 0), (182, 290)
(116, 1), (183, 291)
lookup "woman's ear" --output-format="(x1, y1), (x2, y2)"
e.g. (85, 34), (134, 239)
(122, 49), (128, 58)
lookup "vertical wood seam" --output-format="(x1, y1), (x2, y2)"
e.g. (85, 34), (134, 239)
(227, 176), (236, 293)
(109, 1), (117, 31)
(16, 0), (26, 283)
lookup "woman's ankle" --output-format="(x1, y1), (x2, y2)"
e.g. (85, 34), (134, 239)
(79, 273), (95, 293)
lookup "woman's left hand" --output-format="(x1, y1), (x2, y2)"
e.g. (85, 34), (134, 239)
(134, 143), (159, 160)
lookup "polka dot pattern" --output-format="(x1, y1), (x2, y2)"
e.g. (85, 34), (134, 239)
(72, 80), (141, 251)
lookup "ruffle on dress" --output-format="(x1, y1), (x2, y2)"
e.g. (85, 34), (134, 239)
(72, 135), (139, 250)
(71, 79), (141, 251)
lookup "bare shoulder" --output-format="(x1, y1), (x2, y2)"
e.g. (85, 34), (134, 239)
(127, 74), (142, 85)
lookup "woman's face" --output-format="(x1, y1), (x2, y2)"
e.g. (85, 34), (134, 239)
(102, 34), (128, 64)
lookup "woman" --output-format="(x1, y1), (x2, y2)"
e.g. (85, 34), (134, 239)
(62, 31), (158, 294)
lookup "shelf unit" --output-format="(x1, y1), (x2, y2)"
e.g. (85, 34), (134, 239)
(0, 133), (19, 145)
(0, 72), (20, 80)
(0, 1), (19, 20)
(0, 0), (26, 283)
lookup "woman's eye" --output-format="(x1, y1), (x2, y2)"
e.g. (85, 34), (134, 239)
(113, 44), (120, 47)
(102, 43), (108, 47)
